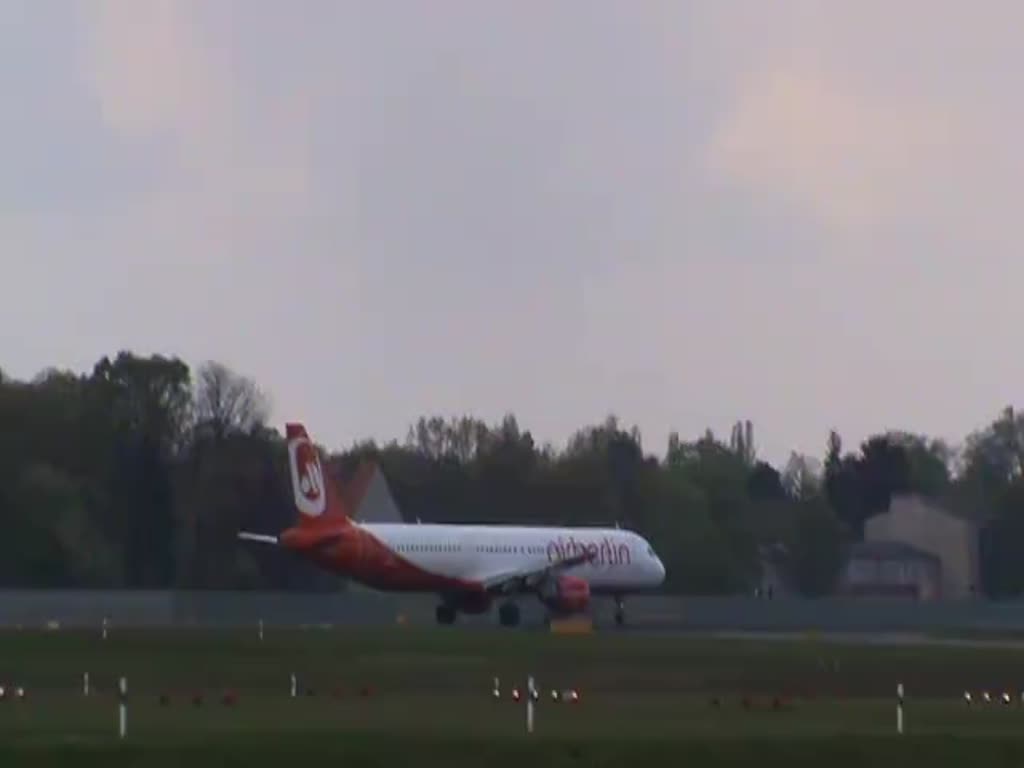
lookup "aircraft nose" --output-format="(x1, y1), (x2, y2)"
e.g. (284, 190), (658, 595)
(654, 555), (665, 583)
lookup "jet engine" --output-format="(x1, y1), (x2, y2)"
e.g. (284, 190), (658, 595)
(540, 574), (591, 615)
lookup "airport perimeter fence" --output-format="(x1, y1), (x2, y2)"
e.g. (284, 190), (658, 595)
(2, 590), (1024, 634)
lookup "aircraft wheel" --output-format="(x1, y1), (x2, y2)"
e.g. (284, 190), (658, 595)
(436, 604), (457, 625)
(498, 602), (520, 627)
(614, 599), (625, 627)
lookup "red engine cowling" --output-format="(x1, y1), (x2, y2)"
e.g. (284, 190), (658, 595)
(541, 575), (590, 615)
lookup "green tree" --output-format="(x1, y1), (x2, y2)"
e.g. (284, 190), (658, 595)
(748, 461), (787, 503)
(17, 463), (119, 586)
(824, 431), (911, 539)
(955, 406), (1024, 520)
(192, 361), (270, 441)
(786, 497), (844, 597)
(668, 430), (760, 590)
(8, 346), (1024, 597)
(978, 478), (1024, 598)
(641, 467), (738, 594)
(89, 352), (192, 587)
(886, 432), (952, 497)
(857, 435), (911, 515)
(729, 420), (756, 466)
(781, 452), (822, 501)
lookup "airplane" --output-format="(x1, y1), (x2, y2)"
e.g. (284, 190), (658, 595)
(239, 423), (666, 627)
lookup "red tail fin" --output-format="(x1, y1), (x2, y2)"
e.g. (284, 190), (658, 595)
(285, 423), (351, 524)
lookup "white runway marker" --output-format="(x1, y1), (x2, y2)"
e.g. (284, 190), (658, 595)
(118, 677), (127, 739)
(527, 675), (536, 734)
(897, 682), (904, 734)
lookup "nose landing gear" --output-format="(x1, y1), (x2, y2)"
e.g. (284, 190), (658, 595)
(614, 597), (625, 627)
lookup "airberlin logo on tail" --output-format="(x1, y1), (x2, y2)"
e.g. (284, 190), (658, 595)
(289, 437), (326, 517)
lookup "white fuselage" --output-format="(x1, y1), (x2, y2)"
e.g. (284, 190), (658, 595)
(360, 522), (666, 593)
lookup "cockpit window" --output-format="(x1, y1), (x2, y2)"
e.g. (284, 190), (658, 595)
(647, 547), (654, 557)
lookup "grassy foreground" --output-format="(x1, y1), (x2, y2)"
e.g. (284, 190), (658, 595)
(2, 626), (1024, 765)
(7, 734), (1024, 768)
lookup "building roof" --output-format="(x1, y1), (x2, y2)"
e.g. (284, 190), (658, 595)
(338, 461), (404, 523)
(342, 462), (376, 514)
(848, 540), (941, 564)
(889, 492), (984, 526)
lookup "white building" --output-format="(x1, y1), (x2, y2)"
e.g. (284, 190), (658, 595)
(863, 494), (980, 599)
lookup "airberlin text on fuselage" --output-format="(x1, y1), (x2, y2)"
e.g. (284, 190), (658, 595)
(546, 536), (631, 567)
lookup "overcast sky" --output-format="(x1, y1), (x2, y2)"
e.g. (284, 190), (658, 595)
(2, 1), (1022, 465)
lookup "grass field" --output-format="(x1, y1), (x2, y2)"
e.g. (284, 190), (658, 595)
(4, 625), (1024, 765)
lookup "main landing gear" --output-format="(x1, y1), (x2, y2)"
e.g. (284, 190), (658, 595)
(435, 604), (456, 625)
(614, 597), (626, 628)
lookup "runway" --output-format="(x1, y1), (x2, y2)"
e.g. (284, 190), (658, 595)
(703, 629), (1024, 649)
(5, 589), (1024, 641)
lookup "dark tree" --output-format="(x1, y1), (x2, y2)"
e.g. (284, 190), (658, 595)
(0, 348), (1019, 597)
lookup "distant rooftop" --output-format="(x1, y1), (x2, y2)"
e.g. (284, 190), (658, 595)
(848, 539), (941, 563)
(889, 492), (986, 525)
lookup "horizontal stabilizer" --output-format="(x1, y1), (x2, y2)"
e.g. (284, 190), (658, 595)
(238, 531), (279, 545)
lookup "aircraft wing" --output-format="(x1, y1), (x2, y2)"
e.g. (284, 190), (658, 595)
(479, 549), (595, 594)
(238, 531), (279, 545)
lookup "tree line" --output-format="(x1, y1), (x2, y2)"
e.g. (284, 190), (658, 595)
(2, 350), (1024, 597)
